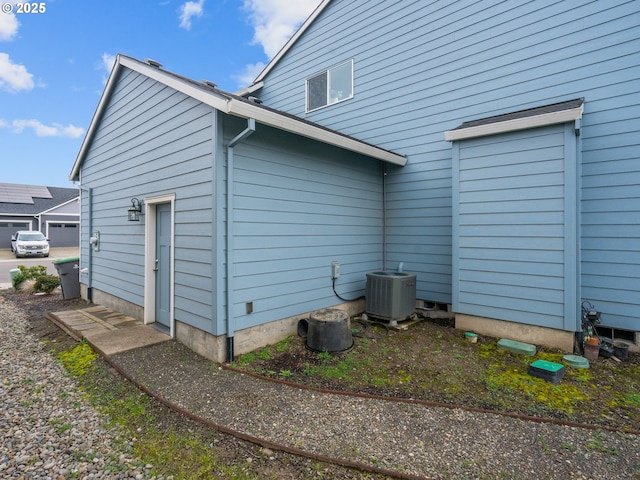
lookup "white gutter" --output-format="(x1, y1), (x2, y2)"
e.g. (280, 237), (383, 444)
(226, 98), (406, 166)
(121, 57), (406, 165)
(70, 55), (406, 182)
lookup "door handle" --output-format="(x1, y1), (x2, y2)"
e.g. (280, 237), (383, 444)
(153, 259), (159, 272)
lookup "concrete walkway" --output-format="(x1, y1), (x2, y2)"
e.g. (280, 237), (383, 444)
(47, 305), (170, 356)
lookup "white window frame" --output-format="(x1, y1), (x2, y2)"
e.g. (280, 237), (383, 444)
(306, 59), (354, 113)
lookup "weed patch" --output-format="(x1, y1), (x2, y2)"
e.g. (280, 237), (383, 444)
(235, 317), (640, 430)
(55, 341), (99, 376)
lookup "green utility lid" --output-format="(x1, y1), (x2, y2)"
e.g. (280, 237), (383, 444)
(52, 256), (80, 264)
(529, 359), (564, 372)
(497, 338), (537, 356)
(562, 354), (590, 369)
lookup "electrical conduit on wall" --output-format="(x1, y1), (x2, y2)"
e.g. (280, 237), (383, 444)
(76, 184), (92, 302)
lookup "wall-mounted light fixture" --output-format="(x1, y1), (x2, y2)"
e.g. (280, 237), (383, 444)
(128, 198), (142, 221)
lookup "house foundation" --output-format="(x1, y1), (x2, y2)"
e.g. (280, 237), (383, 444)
(232, 299), (365, 359)
(455, 313), (575, 352)
(80, 285), (365, 362)
(82, 285), (144, 321)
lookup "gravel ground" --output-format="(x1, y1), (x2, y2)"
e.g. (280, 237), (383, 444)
(113, 341), (640, 480)
(0, 295), (157, 480)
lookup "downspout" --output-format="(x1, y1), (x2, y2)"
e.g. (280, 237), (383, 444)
(226, 118), (256, 363)
(76, 184), (93, 303)
(382, 166), (387, 271)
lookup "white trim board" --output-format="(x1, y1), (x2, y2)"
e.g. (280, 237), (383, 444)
(445, 106), (584, 141)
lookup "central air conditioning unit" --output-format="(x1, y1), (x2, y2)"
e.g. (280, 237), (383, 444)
(365, 271), (416, 322)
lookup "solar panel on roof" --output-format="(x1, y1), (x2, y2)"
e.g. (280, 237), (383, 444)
(0, 183), (52, 204)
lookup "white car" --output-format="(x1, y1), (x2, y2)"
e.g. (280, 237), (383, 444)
(10, 230), (50, 258)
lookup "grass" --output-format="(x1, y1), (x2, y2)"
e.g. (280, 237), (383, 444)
(54, 342), (273, 479)
(51, 339), (377, 479)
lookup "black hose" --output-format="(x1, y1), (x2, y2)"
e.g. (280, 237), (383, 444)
(352, 319), (390, 339)
(332, 277), (364, 302)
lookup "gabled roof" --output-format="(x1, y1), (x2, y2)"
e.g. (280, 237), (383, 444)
(70, 53), (405, 181)
(0, 183), (78, 216)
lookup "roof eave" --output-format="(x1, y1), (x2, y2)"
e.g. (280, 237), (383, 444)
(72, 54), (406, 173)
(0, 212), (34, 217)
(69, 55), (232, 182)
(69, 55), (123, 182)
(227, 99), (406, 166)
(444, 105), (584, 142)
(37, 196), (80, 215)
(234, 81), (264, 97)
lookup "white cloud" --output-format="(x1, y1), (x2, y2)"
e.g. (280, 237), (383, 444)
(101, 52), (116, 73)
(0, 52), (34, 92)
(179, 0), (205, 30)
(233, 61), (267, 88)
(97, 52), (116, 85)
(0, 11), (19, 41)
(0, 118), (84, 138)
(242, 0), (321, 58)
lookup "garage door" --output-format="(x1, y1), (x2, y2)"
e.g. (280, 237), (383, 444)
(48, 223), (79, 248)
(0, 220), (32, 249)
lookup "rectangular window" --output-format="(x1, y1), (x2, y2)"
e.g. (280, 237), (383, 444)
(306, 60), (353, 112)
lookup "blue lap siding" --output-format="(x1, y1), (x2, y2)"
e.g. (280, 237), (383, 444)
(255, 0), (640, 332)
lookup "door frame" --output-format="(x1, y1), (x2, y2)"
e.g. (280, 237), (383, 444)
(143, 194), (176, 337)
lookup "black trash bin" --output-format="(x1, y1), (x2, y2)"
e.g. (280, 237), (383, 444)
(53, 256), (80, 299)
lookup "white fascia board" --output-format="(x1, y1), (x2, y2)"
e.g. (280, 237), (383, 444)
(37, 196), (80, 215)
(444, 106), (584, 142)
(71, 54), (405, 177)
(234, 81), (264, 97)
(253, 0), (332, 85)
(0, 213), (33, 217)
(118, 57), (230, 111)
(69, 56), (123, 181)
(129, 58), (405, 165)
(227, 99), (407, 166)
(69, 55), (231, 181)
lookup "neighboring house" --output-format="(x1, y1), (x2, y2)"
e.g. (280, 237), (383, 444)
(71, 0), (640, 361)
(0, 183), (80, 249)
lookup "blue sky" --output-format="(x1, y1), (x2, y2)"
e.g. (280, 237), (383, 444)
(0, 0), (321, 187)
